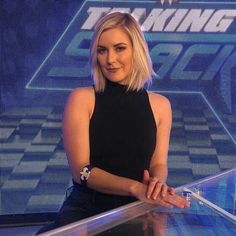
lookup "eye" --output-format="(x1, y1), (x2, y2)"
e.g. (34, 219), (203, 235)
(97, 48), (106, 54)
(116, 46), (126, 52)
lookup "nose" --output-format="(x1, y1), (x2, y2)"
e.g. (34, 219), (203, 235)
(107, 50), (116, 64)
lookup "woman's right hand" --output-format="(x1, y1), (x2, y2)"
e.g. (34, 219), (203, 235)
(143, 170), (175, 200)
(132, 181), (189, 209)
(131, 182), (173, 208)
(130, 172), (189, 209)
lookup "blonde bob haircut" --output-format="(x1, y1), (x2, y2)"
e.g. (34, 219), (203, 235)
(90, 12), (155, 92)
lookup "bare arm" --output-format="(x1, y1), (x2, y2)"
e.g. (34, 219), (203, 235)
(63, 88), (140, 196)
(63, 89), (188, 208)
(145, 93), (174, 198)
(148, 93), (172, 181)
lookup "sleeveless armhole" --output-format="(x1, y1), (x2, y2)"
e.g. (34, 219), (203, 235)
(146, 90), (157, 131)
(89, 86), (97, 122)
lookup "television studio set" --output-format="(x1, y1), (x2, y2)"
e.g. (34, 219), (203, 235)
(0, 0), (236, 235)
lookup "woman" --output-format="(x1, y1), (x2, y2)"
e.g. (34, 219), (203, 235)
(38, 12), (189, 234)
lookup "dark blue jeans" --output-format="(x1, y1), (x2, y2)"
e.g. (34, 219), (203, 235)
(37, 182), (136, 234)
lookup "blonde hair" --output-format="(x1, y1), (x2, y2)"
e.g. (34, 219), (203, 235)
(90, 12), (155, 92)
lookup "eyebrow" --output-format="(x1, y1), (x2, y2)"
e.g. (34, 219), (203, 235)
(97, 43), (128, 48)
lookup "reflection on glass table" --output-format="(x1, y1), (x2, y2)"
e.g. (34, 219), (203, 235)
(97, 201), (236, 236)
(40, 168), (236, 236)
(185, 168), (236, 217)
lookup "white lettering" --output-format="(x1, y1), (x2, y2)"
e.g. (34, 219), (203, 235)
(142, 9), (176, 31)
(81, 7), (145, 30)
(164, 9), (189, 31)
(204, 10), (236, 32)
(177, 9), (215, 32)
(109, 8), (130, 13)
(132, 8), (147, 27)
(81, 7), (236, 33)
(81, 7), (111, 30)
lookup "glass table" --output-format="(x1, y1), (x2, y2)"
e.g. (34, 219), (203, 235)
(39, 168), (236, 236)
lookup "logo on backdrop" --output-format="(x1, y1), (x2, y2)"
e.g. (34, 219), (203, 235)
(26, 0), (236, 112)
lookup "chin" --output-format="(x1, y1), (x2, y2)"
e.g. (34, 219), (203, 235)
(106, 77), (126, 84)
(108, 74), (129, 82)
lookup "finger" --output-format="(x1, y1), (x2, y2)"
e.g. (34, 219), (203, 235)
(161, 184), (168, 197)
(143, 169), (150, 185)
(174, 195), (190, 208)
(155, 199), (173, 209)
(168, 187), (175, 195)
(152, 182), (163, 199)
(164, 194), (190, 208)
(147, 177), (158, 198)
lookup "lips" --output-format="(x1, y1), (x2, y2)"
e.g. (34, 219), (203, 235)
(106, 68), (120, 72)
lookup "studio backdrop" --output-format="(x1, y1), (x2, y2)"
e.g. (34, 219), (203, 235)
(0, 0), (236, 217)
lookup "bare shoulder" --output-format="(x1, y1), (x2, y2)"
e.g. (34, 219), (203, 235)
(65, 87), (95, 117)
(148, 92), (171, 110)
(68, 87), (94, 102)
(147, 92), (172, 125)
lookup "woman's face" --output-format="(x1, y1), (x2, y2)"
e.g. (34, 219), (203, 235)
(97, 27), (133, 85)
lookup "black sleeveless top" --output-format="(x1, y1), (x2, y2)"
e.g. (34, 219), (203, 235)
(89, 80), (157, 182)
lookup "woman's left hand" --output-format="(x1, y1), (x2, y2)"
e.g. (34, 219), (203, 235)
(143, 170), (175, 200)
